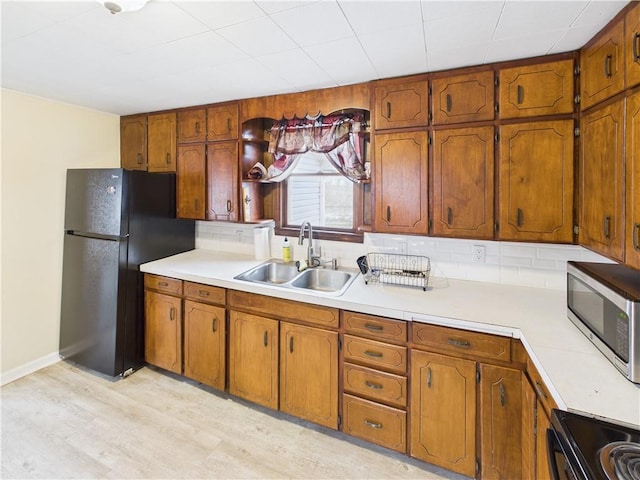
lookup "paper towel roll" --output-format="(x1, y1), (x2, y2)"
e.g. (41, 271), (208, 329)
(254, 227), (271, 260)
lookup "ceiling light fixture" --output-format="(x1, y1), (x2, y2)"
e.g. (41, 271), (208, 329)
(97, 0), (149, 15)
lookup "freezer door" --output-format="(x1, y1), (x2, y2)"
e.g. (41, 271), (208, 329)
(64, 168), (128, 236)
(59, 233), (128, 377)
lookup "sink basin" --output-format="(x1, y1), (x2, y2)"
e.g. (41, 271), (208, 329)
(234, 260), (358, 296)
(290, 268), (356, 293)
(234, 261), (299, 285)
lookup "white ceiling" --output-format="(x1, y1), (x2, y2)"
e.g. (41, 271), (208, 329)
(1, 0), (630, 116)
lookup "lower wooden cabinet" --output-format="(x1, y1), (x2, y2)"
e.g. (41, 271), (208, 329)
(280, 322), (338, 429)
(183, 300), (225, 390)
(479, 364), (525, 480)
(228, 310), (279, 409)
(144, 290), (182, 374)
(410, 350), (476, 477)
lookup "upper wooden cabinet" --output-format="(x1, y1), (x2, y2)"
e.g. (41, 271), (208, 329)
(206, 104), (238, 141)
(580, 18), (625, 110)
(432, 126), (495, 239)
(373, 79), (429, 130)
(121, 115), (147, 170)
(176, 143), (206, 219)
(178, 109), (207, 143)
(147, 112), (176, 173)
(431, 70), (495, 125)
(626, 1), (640, 88)
(498, 120), (575, 243)
(499, 59), (575, 119)
(373, 131), (429, 234)
(206, 141), (238, 222)
(580, 99), (625, 261)
(626, 90), (640, 269)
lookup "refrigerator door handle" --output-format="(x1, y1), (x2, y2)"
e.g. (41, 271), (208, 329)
(66, 230), (129, 241)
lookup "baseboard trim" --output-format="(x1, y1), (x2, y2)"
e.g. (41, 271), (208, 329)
(1, 352), (61, 386)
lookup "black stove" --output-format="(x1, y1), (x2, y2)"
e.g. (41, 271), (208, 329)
(549, 409), (640, 480)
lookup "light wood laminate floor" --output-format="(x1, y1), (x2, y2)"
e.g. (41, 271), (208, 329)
(1, 362), (468, 480)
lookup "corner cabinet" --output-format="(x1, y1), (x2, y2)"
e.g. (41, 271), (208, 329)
(432, 126), (495, 239)
(498, 59), (575, 119)
(579, 100), (625, 261)
(373, 131), (429, 234)
(626, 90), (640, 269)
(498, 120), (575, 243)
(580, 19), (625, 110)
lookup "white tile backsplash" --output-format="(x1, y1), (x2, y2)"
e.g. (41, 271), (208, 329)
(195, 222), (615, 290)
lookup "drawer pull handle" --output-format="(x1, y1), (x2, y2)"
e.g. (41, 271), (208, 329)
(158, 281), (169, 287)
(364, 381), (383, 390)
(447, 207), (453, 226)
(426, 367), (432, 388)
(517, 85), (525, 104)
(289, 336), (294, 353)
(604, 53), (613, 78)
(534, 381), (547, 399)
(211, 317), (217, 333)
(447, 338), (471, 348)
(364, 419), (383, 429)
(227, 118), (232, 132)
(386, 205), (391, 222)
(195, 121), (200, 134)
(364, 323), (383, 332)
(633, 223), (640, 251)
(446, 94), (452, 112)
(364, 350), (383, 358)
(386, 101), (391, 119)
(500, 383), (506, 407)
(227, 200), (232, 212)
(169, 307), (175, 321)
(199, 290), (210, 297)
(517, 208), (524, 227)
(137, 153), (143, 165)
(634, 32), (640, 62)
(603, 215), (611, 240)
(166, 152), (171, 165)
(263, 331), (268, 347)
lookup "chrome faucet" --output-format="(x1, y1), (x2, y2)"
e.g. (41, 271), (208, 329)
(298, 221), (321, 267)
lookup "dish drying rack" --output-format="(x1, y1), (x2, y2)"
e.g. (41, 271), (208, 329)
(364, 253), (431, 291)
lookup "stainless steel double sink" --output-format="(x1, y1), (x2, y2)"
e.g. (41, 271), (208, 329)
(234, 260), (358, 296)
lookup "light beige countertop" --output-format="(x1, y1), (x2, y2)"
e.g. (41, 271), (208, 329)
(140, 249), (640, 428)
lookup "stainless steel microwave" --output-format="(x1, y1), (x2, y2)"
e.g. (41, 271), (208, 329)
(567, 261), (640, 384)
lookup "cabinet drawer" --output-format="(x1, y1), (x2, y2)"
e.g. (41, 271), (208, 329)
(228, 290), (338, 328)
(144, 274), (182, 296)
(343, 335), (407, 374)
(343, 311), (407, 344)
(184, 282), (225, 305)
(343, 394), (406, 453)
(412, 323), (511, 363)
(344, 363), (407, 408)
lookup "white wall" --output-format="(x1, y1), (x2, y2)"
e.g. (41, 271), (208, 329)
(1, 89), (119, 382)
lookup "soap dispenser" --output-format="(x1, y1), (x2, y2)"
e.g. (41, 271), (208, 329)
(282, 237), (292, 262)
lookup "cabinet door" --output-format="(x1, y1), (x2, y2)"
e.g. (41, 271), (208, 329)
(206, 141), (238, 222)
(280, 322), (338, 429)
(178, 109), (207, 143)
(499, 59), (575, 119)
(374, 131), (428, 234)
(479, 364), (524, 480)
(580, 20), (625, 110)
(144, 290), (182, 374)
(177, 144), (206, 219)
(626, 2), (640, 88)
(432, 126), (494, 239)
(536, 401), (553, 480)
(121, 115), (147, 170)
(410, 350), (476, 477)
(498, 120), (574, 242)
(207, 104), (238, 141)
(373, 79), (429, 130)
(228, 311), (279, 410)
(580, 101), (625, 261)
(183, 300), (225, 390)
(431, 71), (495, 125)
(147, 112), (176, 173)
(627, 91), (640, 269)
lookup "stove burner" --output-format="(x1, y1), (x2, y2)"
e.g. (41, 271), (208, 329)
(599, 442), (640, 480)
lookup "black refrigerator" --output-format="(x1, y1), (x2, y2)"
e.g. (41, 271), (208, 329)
(59, 168), (195, 377)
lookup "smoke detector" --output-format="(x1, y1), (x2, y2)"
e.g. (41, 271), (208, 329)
(98, 0), (149, 14)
